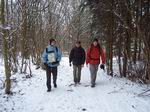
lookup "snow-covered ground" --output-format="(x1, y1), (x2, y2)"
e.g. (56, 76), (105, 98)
(0, 57), (150, 112)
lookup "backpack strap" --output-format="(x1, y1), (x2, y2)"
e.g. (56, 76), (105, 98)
(46, 47), (58, 53)
(55, 47), (58, 53)
(46, 47), (48, 53)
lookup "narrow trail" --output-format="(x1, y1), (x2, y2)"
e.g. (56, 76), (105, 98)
(1, 57), (150, 112)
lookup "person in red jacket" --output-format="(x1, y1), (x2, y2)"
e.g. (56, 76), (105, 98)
(86, 38), (106, 87)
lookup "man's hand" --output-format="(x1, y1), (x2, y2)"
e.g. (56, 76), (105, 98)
(100, 64), (105, 70)
(44, 63), (48, 67)
(69, 63), (71, 66)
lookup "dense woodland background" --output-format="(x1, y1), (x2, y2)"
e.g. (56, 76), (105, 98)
(0, 0), (150, 94)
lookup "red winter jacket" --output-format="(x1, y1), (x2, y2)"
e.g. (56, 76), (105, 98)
(86, 44), (106, 65)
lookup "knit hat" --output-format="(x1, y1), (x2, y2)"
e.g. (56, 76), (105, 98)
(49, 38), (56, 45)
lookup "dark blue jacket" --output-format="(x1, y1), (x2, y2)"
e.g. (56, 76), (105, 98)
(69, 46), (85, 65)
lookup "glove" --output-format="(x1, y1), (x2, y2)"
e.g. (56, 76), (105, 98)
(44, 63), (48, 67)
(100, 64), (105, 70)
(69, 63), (71, 66)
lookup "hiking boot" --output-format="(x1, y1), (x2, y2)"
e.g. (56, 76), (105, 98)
(47, 89), (51, 92)
(77, 82), (81, 85)
(74, 82), (78, 86)
(77, 80), (81, 84)
(77, 81), (81, 85)
(91, 84), (95, 88)
(54, 83), (57, 88)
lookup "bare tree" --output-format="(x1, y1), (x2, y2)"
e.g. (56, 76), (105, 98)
(1, 0), (11, 94)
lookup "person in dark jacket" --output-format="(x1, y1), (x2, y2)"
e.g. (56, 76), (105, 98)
(86, 38), (106, 87)
(42, 38), (62, 92)
(69, 41), (86, 85)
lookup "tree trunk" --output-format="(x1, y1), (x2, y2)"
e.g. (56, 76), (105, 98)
(1, 0), (11, 94)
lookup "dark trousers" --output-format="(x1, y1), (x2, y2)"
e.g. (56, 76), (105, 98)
(73, 65), (82, 83)
(46, 66), (57, 90)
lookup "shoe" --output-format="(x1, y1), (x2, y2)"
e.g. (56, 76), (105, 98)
(47, 89), (51, 92)
(77, 82), (81, 85)
(74, 81), (78, 84)
(54, 83), (57, 88)
(74, 82), (78, 86)
(91, 84), (95, 88)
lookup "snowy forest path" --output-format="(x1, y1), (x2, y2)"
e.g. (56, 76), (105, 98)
(1, 57), (150, 112)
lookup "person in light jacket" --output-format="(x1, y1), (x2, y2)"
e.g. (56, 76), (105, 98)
(42, 38), (62, 92)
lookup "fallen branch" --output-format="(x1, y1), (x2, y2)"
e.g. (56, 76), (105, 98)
(137, 89), (150, 97)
